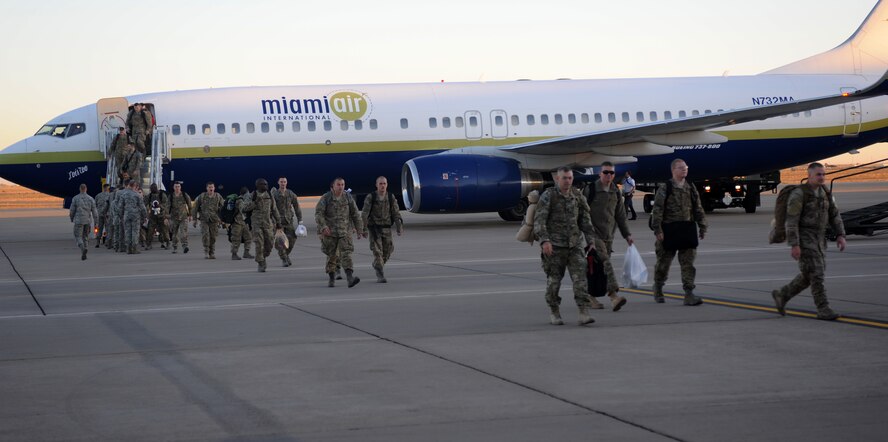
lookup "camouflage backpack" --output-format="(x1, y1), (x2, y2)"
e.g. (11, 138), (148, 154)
(769, 184), (829, 244)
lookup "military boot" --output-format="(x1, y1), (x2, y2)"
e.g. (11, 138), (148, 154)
(346, 269), (360, 288)
(81, 249), (87, 260)
(243, 251), (254, 259)
(232, 253), (241, 260)
(683, 289), (703, 306)
(172, 246), (178, 254)
(258, 261), (266, 273)
(335, 268), (343, 280)
(95, 242), (100, 248)
(653, 283), (665, 303)
(771, 289), (787, 316)
(375, 267), (387, 283)
(816, 307), (839, 321)
(282, 257), (290, 267)
(183, 246), (189, 254)
(589, 297), (604, 309)
(608, 292), (627, 311)
(577, 306), (595, 325)
(549, 307), (564, 325)
(328, 272), (336, 287)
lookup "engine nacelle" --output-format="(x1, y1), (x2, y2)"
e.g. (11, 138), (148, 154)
(402, 154), (544, 213)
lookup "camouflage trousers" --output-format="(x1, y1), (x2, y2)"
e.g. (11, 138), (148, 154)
(368, 227), (394, 271)
(230, 223), (252, 255)
(146, 216), (169, 247)
(73, 223), (90, 252)
(170, 219), (188, 249)
(133, 133), (147, 154)
(200, 221), (219, 254)
(277, 223), (296, 259)
(252, 226), (274, 264)
(775, 247), (829, 309)
(123, 217), (141, 250)
(106, 219), (117, 249)
(594, 239), (620, 294)
(115, 218), (126, 251)
(541, 245), (592, 309)
(321, 235), (354, 273)
(96, 215), (107, 245)
(654, 240), (697, 291)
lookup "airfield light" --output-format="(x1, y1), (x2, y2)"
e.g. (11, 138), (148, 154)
(704, 185), (711, 192)
(735, 185), (742, 191)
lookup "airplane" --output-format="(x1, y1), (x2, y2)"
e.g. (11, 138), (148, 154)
(1, 1), (887, 220)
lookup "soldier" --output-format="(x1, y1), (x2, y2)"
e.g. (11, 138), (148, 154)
(111, 184), (126, 252)
(650, 158), (707, 306)
(94, 183), (112, 248)
(772, 162), (847, 320)
(241, 179), (280, 272)
(109, 127), (128, 168)
(534, 167), (598, 326)
(118, 143), (143, 186)
(270, 176), (303, 267)
(230, 186), (254, 261)
(168, 181), (192, 254)
(193, 181), (224, 259)
(121, 180), (148, 254)
(361, 176), (403, 283)
(126, 103), (153, 155)
(622, 170), (637, 220)
(316, 177), (363, 287)
(143, 183), (170, 250)
(69, 183), (98, 260)
(105, 186), (119, 250)
(585, 162), (631, 311)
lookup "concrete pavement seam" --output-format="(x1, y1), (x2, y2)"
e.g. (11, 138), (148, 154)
(0, 243), (45, 315)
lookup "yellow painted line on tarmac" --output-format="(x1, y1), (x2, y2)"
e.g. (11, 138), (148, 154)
(621, 288), (888, 330)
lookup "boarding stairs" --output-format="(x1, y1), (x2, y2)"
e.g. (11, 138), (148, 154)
(814, 158), (888, 239)
(102, 127), (170, 192)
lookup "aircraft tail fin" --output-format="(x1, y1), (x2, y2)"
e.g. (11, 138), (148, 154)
(765, 0), (888, 77)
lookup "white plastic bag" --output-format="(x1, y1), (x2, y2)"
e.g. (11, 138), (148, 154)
(296, 223), (307, 237)
(621, 244), (649, 288)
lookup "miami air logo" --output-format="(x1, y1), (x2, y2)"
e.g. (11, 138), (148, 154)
(260, 90), (371, 121)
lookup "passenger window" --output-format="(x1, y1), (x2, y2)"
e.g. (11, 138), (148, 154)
(511, 115), (519, 126)
(793, 112), (800, 118)
(554, 114), (563, 124)
(527, 115), (535, 126)
(202, 124), (211, 135)
(469, 116), (479, 127)
(568, 114), (576, 124)
(636, 112), (644, 122)
(594, 113), (602, 123)
(621, 112), (630, 123)
(217, 123), (226, 134)
(443, 117), (452, 128)
(308, 121), (316, 132)
(607, 113), (616, 123)
(323, 121), (332, 131)
(292, 122), (300, 132)
(340, 120), (349, 130)
(541, 114), (549, 125)
(231, 123), (240, 134)
(172, 124), (181, 135)
(494, 115), (503, 126)
(275, 122), (284, 132)
(455, 117), (464, 128)
(664, 111), (673, 120)
(804, 111), (812, 117)
(400, 118), (409, 129)
(649, 111), (658, 122)
(67, 123), (86, 137)
(187, 124), (196, 135)
(369, 119), (378, 130)
(704, 110), (712, 115)
(429, 117), (437, 129)
(678, 111), (687, 118)
(692, 110), (700, 116)
(355, 120), (363, 130)
(261, 122), (269, 133)
(246, 123), (255, 134)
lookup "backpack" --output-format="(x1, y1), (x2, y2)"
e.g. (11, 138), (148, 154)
(648, 181), (699, 230)
(220, 193), (238, 224)
(769, 184), (829, 244)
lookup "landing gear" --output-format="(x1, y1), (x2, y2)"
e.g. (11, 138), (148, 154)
(743, 187), (760, 213)
(498, 199), (528, 222)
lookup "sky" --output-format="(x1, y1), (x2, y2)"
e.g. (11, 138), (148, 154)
(1, 0), (886, 179)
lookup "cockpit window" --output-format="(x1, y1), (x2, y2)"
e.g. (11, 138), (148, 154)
(35, 123), (86, 138)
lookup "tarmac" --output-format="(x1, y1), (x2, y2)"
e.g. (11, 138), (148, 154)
(1, 182), (887, 441)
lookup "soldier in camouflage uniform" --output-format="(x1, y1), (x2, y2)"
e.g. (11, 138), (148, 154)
(69, 183), (98, 260)
(230, 187), (254, 261)
(193, 181), (225, 259)
(361, 176), (403, 283)
(316, 177), (363, 287)
(118, 143), (143, 186)
(534, 167), (598, 326)
(650, 159), (707, 306)
(126, 103), (153, 155)
(271, 177), (303, 267)
(144, 183), (170, 250)
(168, 181), (192, 254)
(241, 179), (280, 272)
(121, 180), (148, 254)
(94, 184), (112, 248)
(111, 184), (126, 252)
(772, 162), (847, 320)
(105, 186), (119, 250)
(584, 162), (632, 311)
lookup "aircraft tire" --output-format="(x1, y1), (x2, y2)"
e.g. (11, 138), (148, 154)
(498, 199), (528, 222)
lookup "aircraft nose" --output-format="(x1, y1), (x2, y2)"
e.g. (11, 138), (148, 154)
(0, 138), (30, 184)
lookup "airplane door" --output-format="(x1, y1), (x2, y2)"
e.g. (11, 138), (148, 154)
(842, 100), (862, 137)
(490, 110), (508, 139)
(97, 97), (129, 154)
(464, 111), (483, 140)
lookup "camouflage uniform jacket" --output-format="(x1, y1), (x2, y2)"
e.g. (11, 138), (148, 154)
(110, 133), (127, 157)
(316, 191), (362, 237)
(127, 109), (153, 135)
(533, 186), (597, 249)
(362, 192), (403, 235)
(168, 192), (193, 221)
(120, 189), (147, 221)
(650, 179), (707, 236)
(786, 185), (845, 253)
(110, 191), (123, 223)
(95, 191), (112, 218)
(144, 191), (169, 219)
(233, 194), (251, 226)
(194, 192), (224, 224)
(587, 180), (630, 243)
(70, 193), (98, 225)
(241, 191), (280, 229)
(270, 188), (302, 225)
(120, 150), (143, 176)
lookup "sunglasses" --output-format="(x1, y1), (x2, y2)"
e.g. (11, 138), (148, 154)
(601, 170), (615, 175)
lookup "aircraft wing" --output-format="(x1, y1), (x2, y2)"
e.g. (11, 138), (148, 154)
(502, 73), (888, 156)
